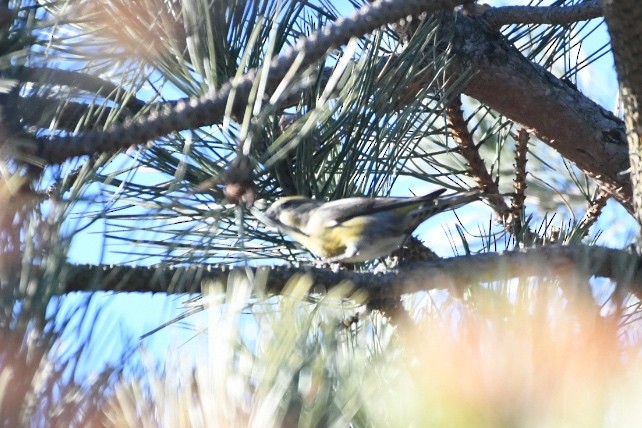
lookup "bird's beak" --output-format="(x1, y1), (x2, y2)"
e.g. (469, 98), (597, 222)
(249, 205), (274, 226)
(252, 199), (268, 210)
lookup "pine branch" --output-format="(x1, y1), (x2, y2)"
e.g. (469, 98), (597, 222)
(378, 13), (630, 210)
(441, 15), (631, 210)
(55, 245), (642, 297)
(36, 8), (630, 214)
(35, 0), (472, 164)
(484, 0), (602, 29)
(20, 2), (633, 217)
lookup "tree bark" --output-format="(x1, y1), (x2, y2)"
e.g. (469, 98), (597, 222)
(601, 1), (642, 237)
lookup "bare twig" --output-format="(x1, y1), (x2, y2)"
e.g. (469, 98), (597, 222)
(578, 189), (611, 234)
(447, 98), (539, 243)
(446, 96), (510, 220)
(484, 0), (602, 29)
(510, 128), (529, 225)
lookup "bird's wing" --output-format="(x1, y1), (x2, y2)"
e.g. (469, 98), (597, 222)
(319, 189), (448, 226)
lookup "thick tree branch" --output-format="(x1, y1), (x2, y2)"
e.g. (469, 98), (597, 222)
(442, 15), (631, 210)
(57, 245), (642, 298)
(383, 12), (630, 209)
(484, 0), (602, 29)
(601, 2), (642, 99)
(601, 1), (642, 234)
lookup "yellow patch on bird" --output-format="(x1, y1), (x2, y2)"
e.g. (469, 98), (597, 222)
(318, 226), (351, 258)
(280, 228), (342, 259)
(289, 220), (357, 259)
(297, 229), (346, 259)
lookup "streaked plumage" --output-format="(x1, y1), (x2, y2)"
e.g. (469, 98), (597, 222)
(255, 189), (480, 263)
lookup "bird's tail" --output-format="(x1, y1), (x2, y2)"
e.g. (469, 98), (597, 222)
(409, 190), (482, 229)
(432, 190), (481, 212)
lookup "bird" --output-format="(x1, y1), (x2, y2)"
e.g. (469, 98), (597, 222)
(253, 189), (481, 263)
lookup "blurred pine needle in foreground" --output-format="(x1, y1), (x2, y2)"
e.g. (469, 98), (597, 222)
(98, 273), (642, 428)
